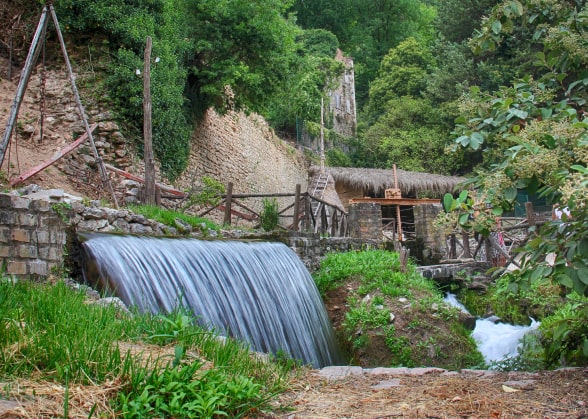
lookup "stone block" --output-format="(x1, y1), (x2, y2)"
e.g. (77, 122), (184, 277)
(0, 227), (10, 243)
(18, 245), (38, 258)
(11, 229), (30, 242)
(0, 194), (13, 208)
(29, 260), (48, 276)
(30, 199), (52, 212)
(0, 210), (15, 224)
(0, 245), (11, 257)
(49, 246), (65, 262)
(35, 230), (51, 244)
(18, 213), (38, 227)
(11, 196), (31, 210)
(7, 261), (27, 275)
(50, 231), (67, 245)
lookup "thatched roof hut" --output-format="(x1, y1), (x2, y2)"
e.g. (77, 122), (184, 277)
(309, 166), (465, 203)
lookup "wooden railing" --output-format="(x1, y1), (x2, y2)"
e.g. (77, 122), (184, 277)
(198, 182), (349, 237)
(444, 202), (551, 269)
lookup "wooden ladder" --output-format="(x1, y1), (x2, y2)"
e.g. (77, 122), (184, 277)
(311, 173), (329, 216)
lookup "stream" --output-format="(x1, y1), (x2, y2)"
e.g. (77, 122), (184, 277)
(444, 293), (540, 365)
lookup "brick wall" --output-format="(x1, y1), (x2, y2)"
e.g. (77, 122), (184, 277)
(414, 204), (445, 263)
(348, 202), (382, 240)
(0, 194), (69, 276)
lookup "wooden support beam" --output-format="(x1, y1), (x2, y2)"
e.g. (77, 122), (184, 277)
(103, 163), (186, 197)
(9, 124), (97, 187)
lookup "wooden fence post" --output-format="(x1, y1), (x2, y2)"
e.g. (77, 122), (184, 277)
(293, 184), (301, 232)
(449, 234), (457, 259)
(525, 202), (536, 230)
(462, 232), (471, 258)
(224, 182), (233, 226)
(143, 36), (156, 205)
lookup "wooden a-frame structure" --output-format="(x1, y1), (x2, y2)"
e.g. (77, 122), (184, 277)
(0, 0), (118, 207)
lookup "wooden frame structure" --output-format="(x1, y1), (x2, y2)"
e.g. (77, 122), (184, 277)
(0, 1), (118, 207)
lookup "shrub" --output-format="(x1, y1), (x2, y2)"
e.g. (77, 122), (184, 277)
(259, 197), (279, 231)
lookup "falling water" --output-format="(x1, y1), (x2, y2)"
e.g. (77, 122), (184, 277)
(444, 293), (540, 365)
(81, 234), (341, 368)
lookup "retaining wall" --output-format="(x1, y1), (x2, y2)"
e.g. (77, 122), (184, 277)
(0, 190), (385, 278)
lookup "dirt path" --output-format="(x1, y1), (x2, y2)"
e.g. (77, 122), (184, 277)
(269, 366), (588, 418)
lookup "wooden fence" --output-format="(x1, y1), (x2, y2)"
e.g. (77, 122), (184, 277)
(198, 182), (349, 237)
(444, 202), (551, 268)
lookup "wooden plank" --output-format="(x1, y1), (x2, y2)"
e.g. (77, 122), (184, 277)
(103, 163), (187, 197)
(9, 124), (98, 186)
(348, 198), (441, 206)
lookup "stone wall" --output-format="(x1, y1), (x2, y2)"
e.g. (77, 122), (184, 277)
(414, 204), (445, 264)
(0, 192), (69, 276)
(176, 109), (308, 193)
(348, 202), (382, 241)
(0, 190), (384, 278)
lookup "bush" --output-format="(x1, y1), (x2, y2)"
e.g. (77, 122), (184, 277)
(259, 198), (279, 231)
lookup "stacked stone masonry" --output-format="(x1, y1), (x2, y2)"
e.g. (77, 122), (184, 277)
(0, 190), (385, 278)
(0, 193), (68, 276)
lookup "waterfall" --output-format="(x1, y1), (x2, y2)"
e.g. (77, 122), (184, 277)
(81, 234), (341, 368)
(444, 293), (540, 365)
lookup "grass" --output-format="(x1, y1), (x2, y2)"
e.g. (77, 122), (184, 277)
(0, 277), (294, 417)
(129, 204), (220, 235)
(313, 250), (484, 370)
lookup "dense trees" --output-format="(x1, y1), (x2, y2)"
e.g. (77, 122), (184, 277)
(447, 0), (588, 365)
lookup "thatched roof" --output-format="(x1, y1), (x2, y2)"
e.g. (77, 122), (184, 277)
(309, 166), (465, 198)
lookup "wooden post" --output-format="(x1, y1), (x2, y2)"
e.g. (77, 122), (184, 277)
(449, 234), (457, 259)
(143, 36), (156, 205)
(224, 182), (234, 226)
(49, 5), (119, 208)
(393, 164), (403, 241)
(462, 231), (471, 258)
(525, 202), (536, 229)
(293, 184), (301, 232)
(0, 6), (49, 165)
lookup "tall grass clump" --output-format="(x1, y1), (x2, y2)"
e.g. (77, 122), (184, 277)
(0, 279), (136, 383)
(0, 278), (294, 417)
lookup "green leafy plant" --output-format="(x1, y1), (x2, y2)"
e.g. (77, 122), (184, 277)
(181, 176), (226, 210)
(259, 197), (279, 231)
(117, 360), (272, 418)
(129, 204), (219, 234)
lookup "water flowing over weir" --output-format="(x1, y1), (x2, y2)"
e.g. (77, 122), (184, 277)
(80, 234), (341, 368)
(444, 293), (539, 365)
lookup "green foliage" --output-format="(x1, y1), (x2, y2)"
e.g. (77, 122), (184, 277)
(188, 0), (300, 115)
(313, 251), (483, 369)
(290, 0), (436, 107)
(540, 301), (588, 367)
(117, 360), (272, 418)
(365, 37), (435, 122)
(128, 204), (220, 234)
(181, 176), (226, 210)
(0, 278), (292, 415)
(0, 279), (135, 382)
(55, 0), (194, 181)
(259, 198), (280, 231)
(448, 0), (588, 327)
(358, 96), (462, 173)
